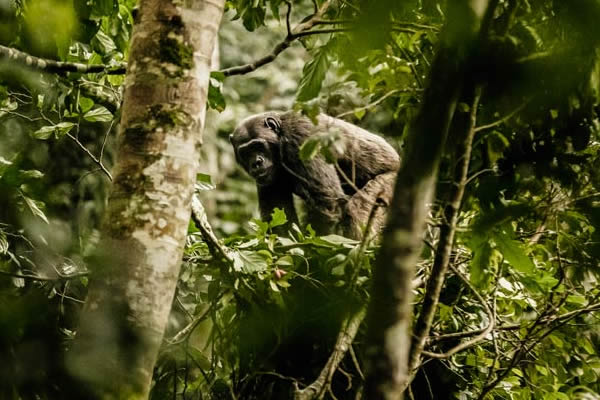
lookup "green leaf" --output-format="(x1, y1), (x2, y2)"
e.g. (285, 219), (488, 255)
(210, 71), (226, 82)
(78, 96), (94, 113)
(269, 0), (282, 20)
(91, 0), (118, 17)
(84, 106), (113, 122)
(18, 169), (44, 180)
(319, 235), (359, 246)
(91, 30), (117, 54)
(232, 250), (269, 273)
(549, 334), (563, 348)
(299, 137), (322, 161)
(0, 230), (8, 254)
(269, 208), (287, 228)
(31, 121), (75, 139)
(566, 295), (586, 306)
(470, 240), (492, 286)
(196, 173), (216, 190)
(276, 255), (293, 266)
(487, 131), (510, 164)
(494, 231), (535, 274)
(54, 122), (76, 138)
(33, 125), (58, 140)
(296, 46), (331, 102)
(269, 280), (280, 292)
(21, 194), (49, 224)
(208, 79), (226, 112)
(235, 3), (266, 31)
(354, 109), (366, 120)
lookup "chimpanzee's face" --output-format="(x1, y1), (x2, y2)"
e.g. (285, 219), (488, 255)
(236, 139), (276, 185)
(230, 114), (282, 186)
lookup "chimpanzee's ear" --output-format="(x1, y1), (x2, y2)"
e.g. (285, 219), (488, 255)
(264, 116), (281, 134)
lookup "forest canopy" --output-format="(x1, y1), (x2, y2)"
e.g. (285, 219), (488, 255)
(1, 0), (600, 399)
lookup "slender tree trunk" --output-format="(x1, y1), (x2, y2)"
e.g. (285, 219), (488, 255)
(363, 1), (490, 399)
(67, 1), (225, 398)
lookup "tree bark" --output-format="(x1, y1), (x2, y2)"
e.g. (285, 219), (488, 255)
(363, 1), (490, 399)
(67, 1), (225, 398)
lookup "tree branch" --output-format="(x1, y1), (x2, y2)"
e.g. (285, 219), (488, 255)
(0, 269), (88, 281)
(421, 263), (495, 359)
(407, 87), (482, 376)
(477, 301), (600, 399)
(190, 195), (233, 263)
(294, 307), (366, 400)
(0, 44), (126, 75)
(220, 0), (333, 77)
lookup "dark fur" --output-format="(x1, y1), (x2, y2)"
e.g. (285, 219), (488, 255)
(230, 111), (400, 239)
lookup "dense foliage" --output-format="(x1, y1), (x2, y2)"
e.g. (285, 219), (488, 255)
(1, 0), (600, 399)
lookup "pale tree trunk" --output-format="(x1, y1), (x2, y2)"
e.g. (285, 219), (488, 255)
(363, 1), (491, 399)
(67, 1), (225, 398)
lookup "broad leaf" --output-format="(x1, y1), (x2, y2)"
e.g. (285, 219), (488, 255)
(32, 126), (57, 140)
(269, 208), (287, 228)
(232, 250), (269, 273)
(84, 106), (113, 122)
(296, 46), (331, 102)
(494, 231), (535, 274)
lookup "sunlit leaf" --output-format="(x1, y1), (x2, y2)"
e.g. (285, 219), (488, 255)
(21, 194), (49, 224)
(0, 231), (8, 254)
(494, 231), (535, 274)
(84, 106), (113, 122)
(208, 79), (226, 112)
(54, 122), (76, 138)
(196, 173), (216, 191)
(32, 125), (57, 140)
(269, 208), (287, 228)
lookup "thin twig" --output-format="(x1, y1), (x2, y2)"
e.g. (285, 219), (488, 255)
(66, 133), (113, 180)
(465, 167), (497, 185)
(477, 301), (600, 399)
(292, 28), (350, 38)
(473, 101), (528, 132)
(335, 162), (360, 193)
(336, 89), (416, 119)
(167, 301), (218, 344)
(421, 264), (495, 359)
(395, 43), (424, 88)
(100, 119), (115, 163)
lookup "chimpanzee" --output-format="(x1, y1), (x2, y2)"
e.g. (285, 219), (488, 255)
(230, 111), (400, 239)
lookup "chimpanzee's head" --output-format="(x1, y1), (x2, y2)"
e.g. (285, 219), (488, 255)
(230, 112), (282, 186)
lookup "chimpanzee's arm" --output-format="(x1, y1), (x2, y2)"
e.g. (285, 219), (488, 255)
(257, 183), (299, 229)
(277, 132), (348, 235)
